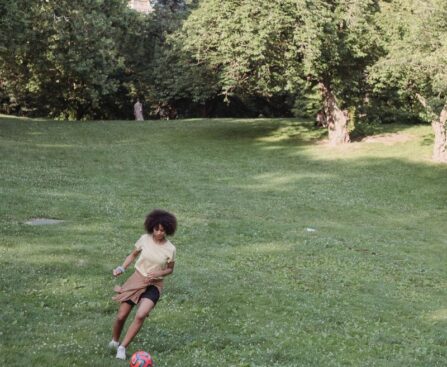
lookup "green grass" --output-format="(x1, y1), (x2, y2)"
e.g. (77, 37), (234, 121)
(1, 115), (446, 366)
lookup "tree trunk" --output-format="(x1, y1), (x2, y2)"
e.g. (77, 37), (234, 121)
(431, 103), (447, 163)
(416, 94), (447, 163)
(319, 82), (350, 145)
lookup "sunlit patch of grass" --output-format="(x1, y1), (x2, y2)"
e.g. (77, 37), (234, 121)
(308, 125), (433, 163)
(1, 116), (446, 366)
(428, 309), (447, 321)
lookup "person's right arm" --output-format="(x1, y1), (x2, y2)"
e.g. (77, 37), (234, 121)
(113, 248), (141, 277)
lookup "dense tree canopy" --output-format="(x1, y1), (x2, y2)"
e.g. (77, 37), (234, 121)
(371, 0), (447, 161)
(1, 0), (127, 118)
(0, 0), (445, 159)
(0, 0), (179, 119)
(165, 0), (382, 143)
(297, 0), (383, 144)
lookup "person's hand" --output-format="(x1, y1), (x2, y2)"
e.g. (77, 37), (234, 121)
(113, 266), (125, 277)
(145, 271), (160, 283)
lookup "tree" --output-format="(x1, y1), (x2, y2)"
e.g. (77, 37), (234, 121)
(370, 0), (447, 162)
(168, 0), (382, 143)
(175, 0), (302, 110)
(294, 0), (383, 144)
(0, 0), (153, 119)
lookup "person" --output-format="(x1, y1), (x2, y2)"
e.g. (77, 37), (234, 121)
(109, 209), (177, 360)
(134, 99), (144, 121)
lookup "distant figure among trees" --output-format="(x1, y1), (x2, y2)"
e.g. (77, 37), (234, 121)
(134, 99), (144, 121)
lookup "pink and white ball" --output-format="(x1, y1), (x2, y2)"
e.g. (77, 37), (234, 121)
(130, 351), (154, 367)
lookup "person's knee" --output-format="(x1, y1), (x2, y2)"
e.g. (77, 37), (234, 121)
(135, 310), (150, 321)
(116, 312), (129, 322)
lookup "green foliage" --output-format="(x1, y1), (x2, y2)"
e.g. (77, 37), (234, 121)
(159, 0), (382, 120)
(0, 0), (129, 119)
(370, 0), (447, 120)
(0, 0), (175, 119)
(181, 0), (302, 97)
(297, 0), (383, 100)
(147, 0), (299, 117)
(292, 84), (323, 119)
(0, 0), (444, 122)
(150, 38), (220, 105)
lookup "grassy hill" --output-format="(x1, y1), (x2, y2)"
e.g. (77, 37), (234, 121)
(1, 115), (446, 366)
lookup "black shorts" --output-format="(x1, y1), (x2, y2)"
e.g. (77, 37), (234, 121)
(125, 285), (160, 306)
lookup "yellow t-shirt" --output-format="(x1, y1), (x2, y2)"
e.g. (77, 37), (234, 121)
(134, 234), (176, 278)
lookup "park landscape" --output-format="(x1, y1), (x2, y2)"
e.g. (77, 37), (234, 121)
(1, 0), (447, 366)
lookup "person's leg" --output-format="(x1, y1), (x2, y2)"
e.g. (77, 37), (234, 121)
(112, 301), (134, 342)
(120, 298), (155, 348)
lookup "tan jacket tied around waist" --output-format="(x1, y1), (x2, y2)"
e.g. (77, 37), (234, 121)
(112, 269), (163, 304)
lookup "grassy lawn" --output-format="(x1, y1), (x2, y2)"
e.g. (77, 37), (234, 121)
(1, 115), (446, 366)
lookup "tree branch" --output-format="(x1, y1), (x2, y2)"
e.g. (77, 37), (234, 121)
(415, 93), (438, 120)
(415, 93), (428, 109)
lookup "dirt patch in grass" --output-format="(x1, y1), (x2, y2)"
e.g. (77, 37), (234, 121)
(317, 132), (414, 146)
(358, 132), (414, 145)
(25, 218), (65, 225)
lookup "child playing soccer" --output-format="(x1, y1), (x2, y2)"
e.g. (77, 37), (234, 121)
(109, 209), (177, 360)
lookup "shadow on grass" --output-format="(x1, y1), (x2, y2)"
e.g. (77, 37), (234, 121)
(212, 118), (323, 141)
(421, 133), (435, 146)
(178, 118), (427, 149)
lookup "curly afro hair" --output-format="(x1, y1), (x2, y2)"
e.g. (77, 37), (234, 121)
(144, 209), (177, 236)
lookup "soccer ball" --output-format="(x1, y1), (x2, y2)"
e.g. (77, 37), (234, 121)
(130, 351), (153, 367)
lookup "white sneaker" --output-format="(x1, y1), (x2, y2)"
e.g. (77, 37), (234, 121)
(116, 345), (126, 360)
(108, 340), (119, 350)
